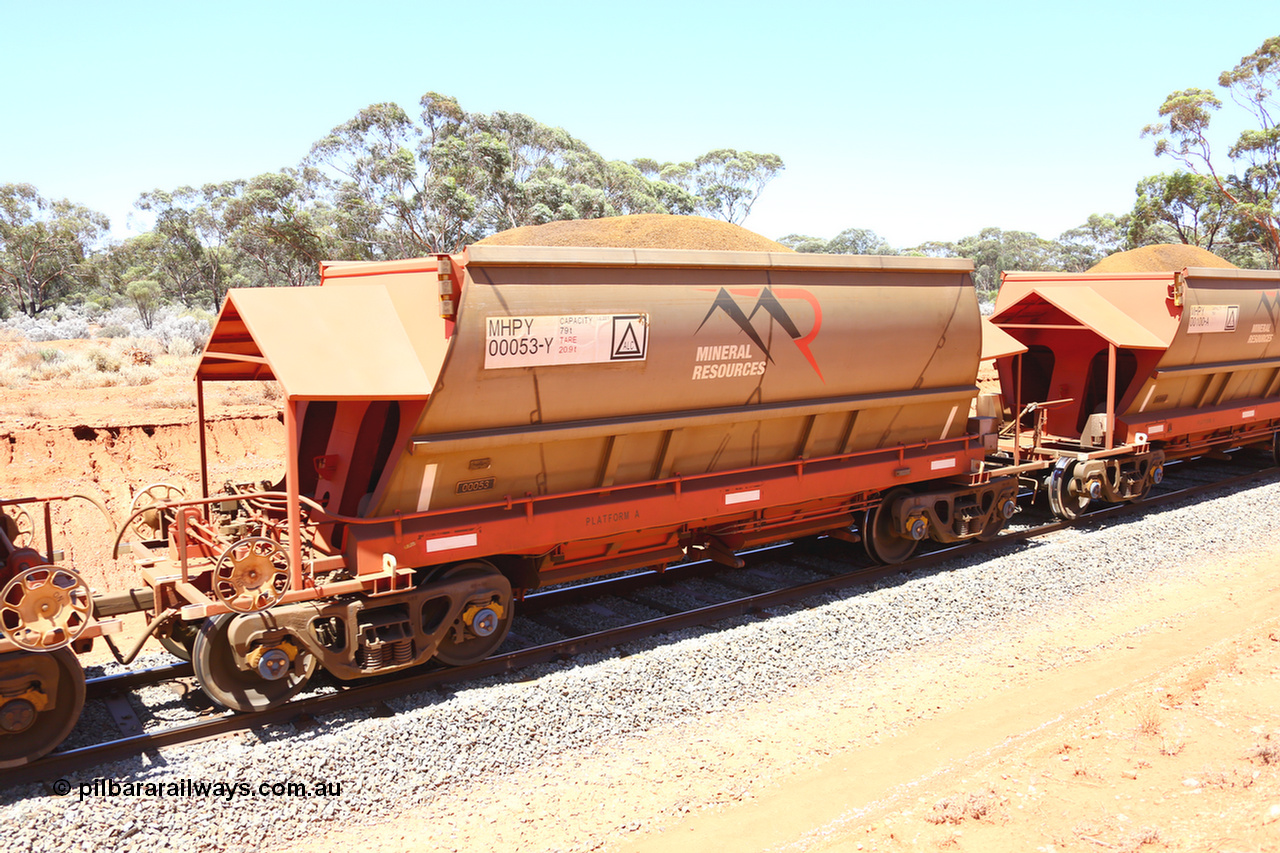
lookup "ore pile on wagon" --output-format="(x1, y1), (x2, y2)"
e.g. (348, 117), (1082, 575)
(2, 219), (1278, 770)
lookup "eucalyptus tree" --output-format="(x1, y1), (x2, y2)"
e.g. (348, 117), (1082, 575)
(220, 169), (333, 288)
(602, 160), (696, 217)
(308, 93), (739, 255)
(308, 101), (431, 256)
(777, 227), (896, 255)
(0, 183), (109, 316)
(913, 228), (1062, 293)
(1127, 172), (1229, 250)
(135, 186), (224, 306)
(468, 108), (604, 230)
(1141, 36), (1280, 266)
(135, 173), (329, 302)
(126, 279), (162, 329)
(775, 233), (830, 253)
(1057, 213), (1129, 271)
(306, 96), (608, 253)
(653, 149), (784, 223)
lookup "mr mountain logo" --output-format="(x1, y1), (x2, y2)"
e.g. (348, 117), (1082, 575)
(1252, 290), (1280, 344)
(692, 287), (824, 382)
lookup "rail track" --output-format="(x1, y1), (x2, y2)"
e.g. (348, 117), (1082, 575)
(4, 452), (1275, 791)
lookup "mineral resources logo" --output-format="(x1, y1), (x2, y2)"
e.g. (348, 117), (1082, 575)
(694, 286), (824, 381)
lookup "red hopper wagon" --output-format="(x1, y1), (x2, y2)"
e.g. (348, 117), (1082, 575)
(986, 266), (1280, 517)
(129, 246), (1009, 710)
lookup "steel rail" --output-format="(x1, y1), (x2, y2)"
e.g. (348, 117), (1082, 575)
(69, 554), (754, 704)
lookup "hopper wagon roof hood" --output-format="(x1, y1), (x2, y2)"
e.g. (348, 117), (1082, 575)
(990, 284), (1172, 350)
(197, 283), (448, 401)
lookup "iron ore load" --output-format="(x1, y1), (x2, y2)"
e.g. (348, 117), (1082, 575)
(2, 221), (1279, 770)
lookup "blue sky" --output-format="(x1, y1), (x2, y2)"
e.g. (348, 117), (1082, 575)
(3, 1), (1277, 249)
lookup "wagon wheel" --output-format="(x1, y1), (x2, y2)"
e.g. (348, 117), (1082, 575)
(862, 488), (920, 565)
(0, 648), (85, 768)
(432, 562), (514, 667)
(1, 508), (34, 549)
(1046, 458), (1091, 520)
(0, 566), (92, 652)
(210, 537), (291, 613)
(129, 482), (186, 541)
(192, 613), (315, 712)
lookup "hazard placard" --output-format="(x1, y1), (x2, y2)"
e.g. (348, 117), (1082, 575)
(610, 315), (646, 360)
(485, 313), (649, 369)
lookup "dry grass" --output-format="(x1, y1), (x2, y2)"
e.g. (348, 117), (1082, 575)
(87, 347), (121, 373)
(1123, 826), (1163, 851)
(1071, 755), (1096, 778)
(1248, 740), (1280, 765)
(1196, 766), (1256, 789)
(154, 353), (201, 377)
(925, 789), (1000, 825)
(0, 351), (278, 412)
(166, 337), (197, 358)
(119, 364), (161, 386)
(194, 381), (284, 408)
(1073, 818), (1161, 853)
(140, 390), (197, 410)
(1133, 700), (1163, 736)
(0, 338), (195, 391)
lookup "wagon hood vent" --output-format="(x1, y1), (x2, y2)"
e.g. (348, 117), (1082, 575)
(197, 283), (448, 401)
